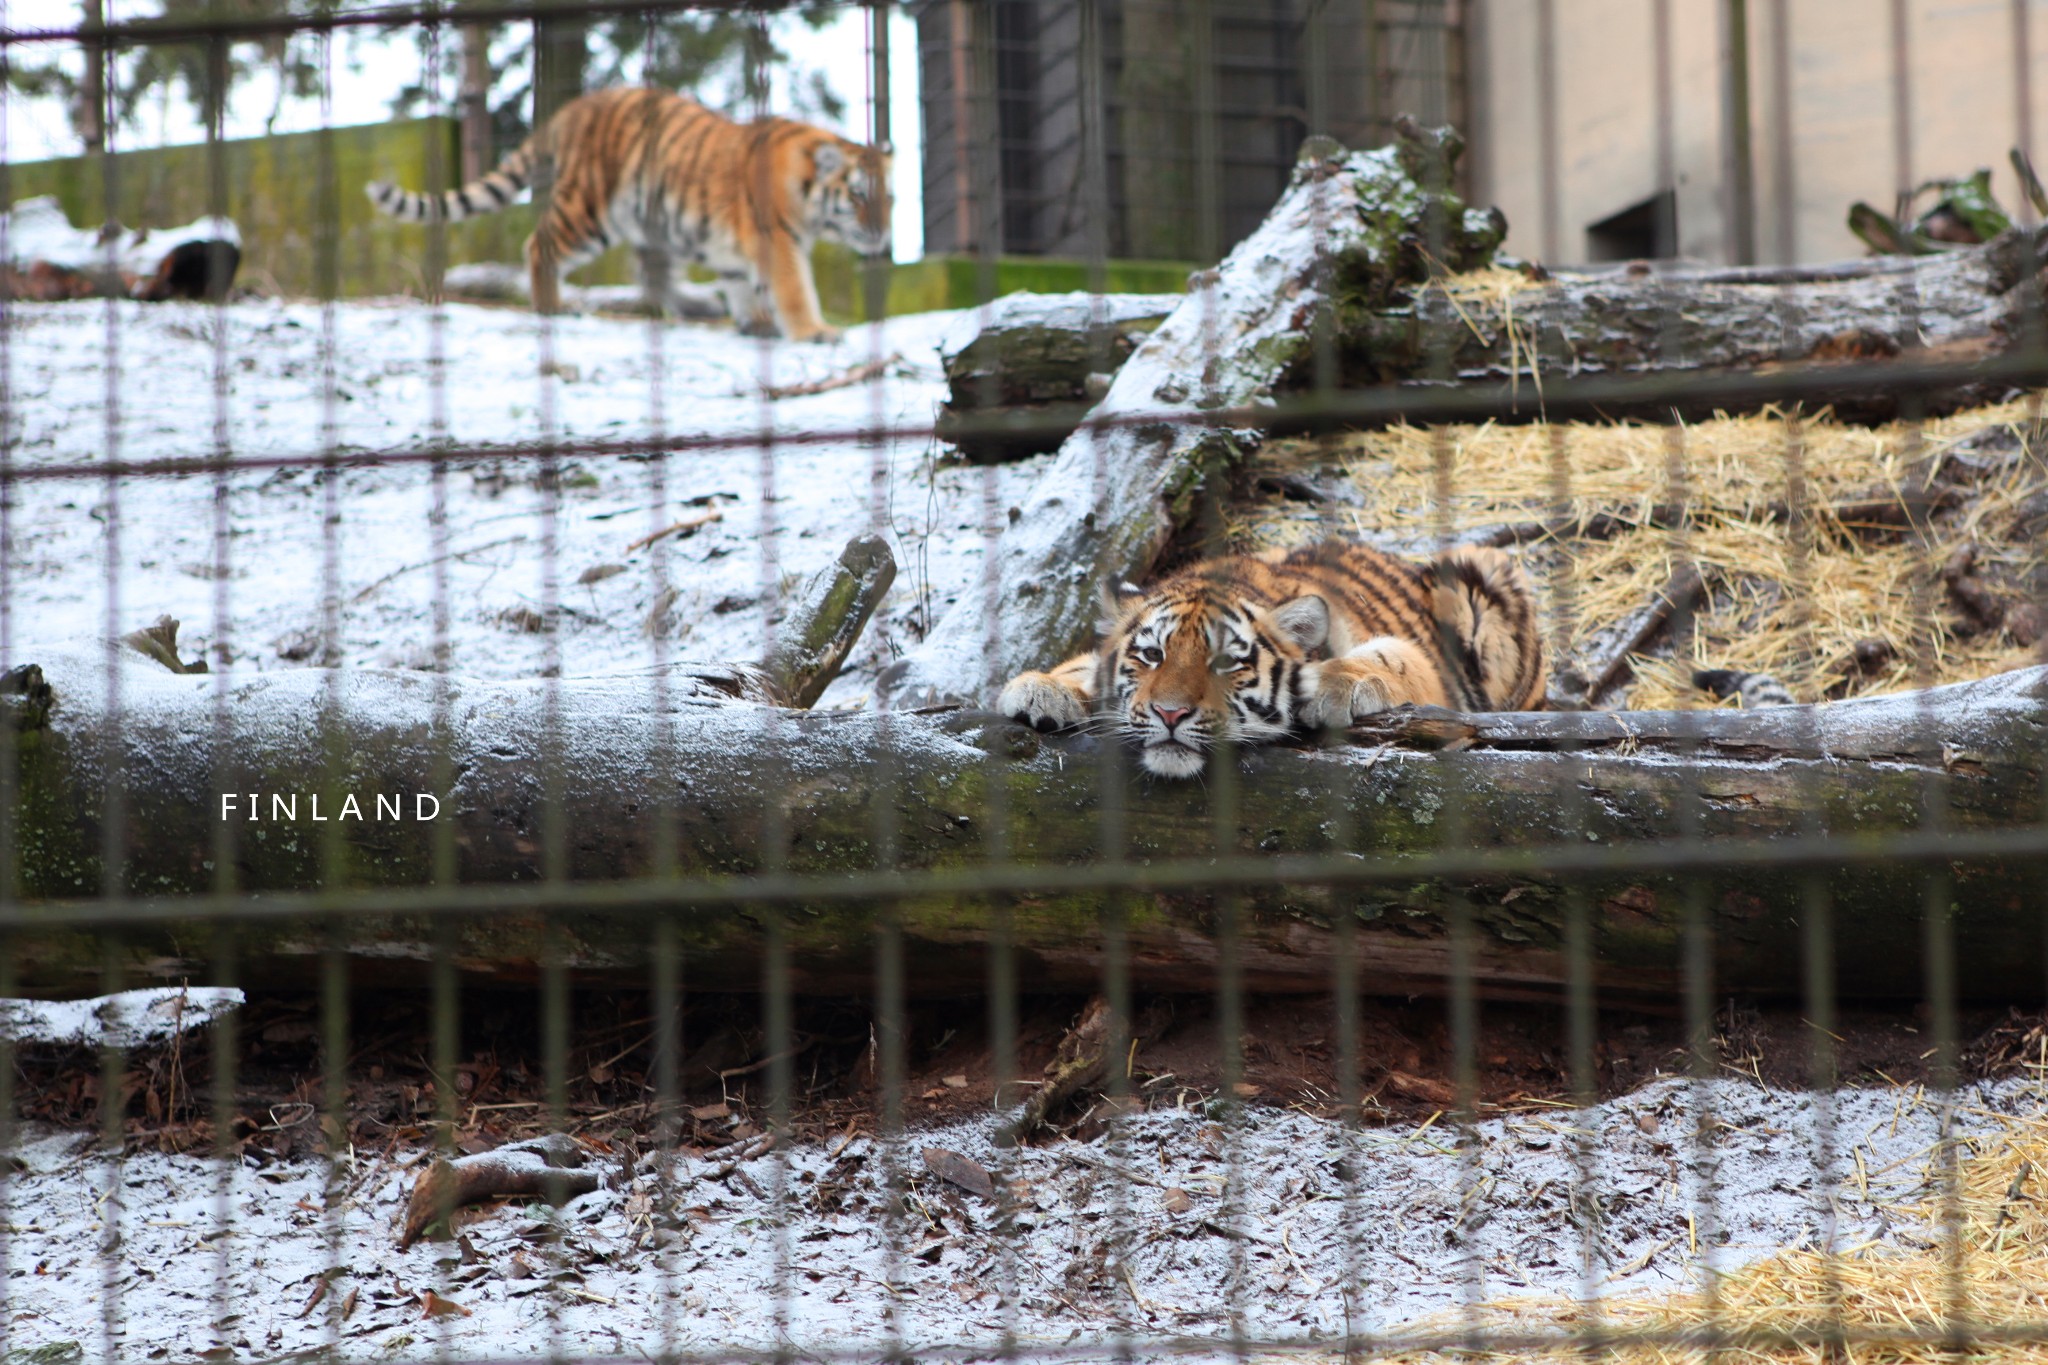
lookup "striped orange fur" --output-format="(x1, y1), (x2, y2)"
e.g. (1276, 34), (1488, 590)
(997, 540), (1545, 779)
(368, 87), (890, 342)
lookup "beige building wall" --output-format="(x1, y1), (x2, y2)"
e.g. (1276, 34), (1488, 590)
(1468, 0), (2048, 267)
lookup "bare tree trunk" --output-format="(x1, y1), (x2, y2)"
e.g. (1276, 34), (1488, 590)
(459, 24), (491, 183)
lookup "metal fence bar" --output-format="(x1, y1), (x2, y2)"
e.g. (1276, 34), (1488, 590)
(2, 2), (2045, 1361)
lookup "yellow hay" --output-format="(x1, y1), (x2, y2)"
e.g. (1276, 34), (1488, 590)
(1372, 1098), (2048, 1364)
(1254, 397), (2048, 707)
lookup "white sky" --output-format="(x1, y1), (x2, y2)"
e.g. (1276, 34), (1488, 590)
(0, 1), (924, 260)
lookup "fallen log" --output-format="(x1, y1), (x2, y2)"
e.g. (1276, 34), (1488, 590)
(934, 195), (2047, 435)
(6, 639), (2048, 1004)
(935, 292), (1182, 461)
(1, 195), (241, 301)
(758, 533), (897, 707)
(1333, 231), (2044, 422)
(400, 1133), (600, 1248)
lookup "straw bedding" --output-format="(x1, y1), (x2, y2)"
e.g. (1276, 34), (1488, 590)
(1377, 1086), (2048, 1363)
(1248, 397), (2048, 709)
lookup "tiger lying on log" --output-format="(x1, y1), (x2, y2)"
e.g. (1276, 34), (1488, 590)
(997, 540), (1547, 779)
(369, 87), (890, 343)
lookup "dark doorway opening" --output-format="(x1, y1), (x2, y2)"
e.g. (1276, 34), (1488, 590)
(1586, 189), (1679, 262)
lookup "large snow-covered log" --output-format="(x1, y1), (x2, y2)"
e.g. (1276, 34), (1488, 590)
(879, 124), (1507, 707)
(7, 644), (2046, 1004)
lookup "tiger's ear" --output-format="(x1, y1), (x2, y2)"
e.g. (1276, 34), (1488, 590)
(1096, 580), (1146, 633)
(1271, 594), (1331, 651)
(813, 143), (848, 176)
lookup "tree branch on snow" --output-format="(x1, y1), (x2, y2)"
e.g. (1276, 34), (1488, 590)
(400, 1133), (600, 1249)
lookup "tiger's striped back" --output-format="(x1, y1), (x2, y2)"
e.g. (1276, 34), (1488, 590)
(1253, 541), (1546, 714)
(367, 87), (890, 341)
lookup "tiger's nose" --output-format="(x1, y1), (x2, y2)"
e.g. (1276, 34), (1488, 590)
(1152, 704), (1192, 730)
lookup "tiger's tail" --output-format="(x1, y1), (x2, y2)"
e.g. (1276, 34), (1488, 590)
(366, 139), (540, 224)
(1694, 668), (1796, 708)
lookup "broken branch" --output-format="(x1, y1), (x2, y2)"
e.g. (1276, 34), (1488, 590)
(624, 509), (723, 555)
(399, 1133), (599, 1248)
(761, 354), (901, 401)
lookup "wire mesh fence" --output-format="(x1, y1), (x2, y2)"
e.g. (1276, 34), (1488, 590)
(2, 0), (2048, 1361)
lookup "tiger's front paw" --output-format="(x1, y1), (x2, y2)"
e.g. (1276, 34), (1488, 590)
(1343, 676), (1395, 721)
(997, 672), (1087, 733)
(1300, 660), (1394, 727)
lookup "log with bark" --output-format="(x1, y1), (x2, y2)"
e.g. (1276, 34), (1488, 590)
(935, 293), (1183, 461)
(1329, 237), (2047, 423)
(1, 196), (241, 302)
(7, 634), (2048, 1005)
(400, 1133), (600, 1248)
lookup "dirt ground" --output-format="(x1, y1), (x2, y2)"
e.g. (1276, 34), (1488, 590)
(12, 988), (2037, 1163)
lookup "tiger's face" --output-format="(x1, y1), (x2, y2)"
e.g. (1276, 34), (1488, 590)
(807, 141), (892, 256)
(1098, 586), (1332, 779)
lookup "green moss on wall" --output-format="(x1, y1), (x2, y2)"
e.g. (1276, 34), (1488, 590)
(4, 117), (625, 299)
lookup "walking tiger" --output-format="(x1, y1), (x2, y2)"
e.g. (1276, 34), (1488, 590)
(368, 87), (890, 343)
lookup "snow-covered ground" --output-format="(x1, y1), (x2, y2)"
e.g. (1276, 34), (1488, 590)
(5, 297), (1044, 708)
(3, 1075), (2030, 1360)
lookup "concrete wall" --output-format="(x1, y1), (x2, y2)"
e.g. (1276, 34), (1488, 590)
(1469, 0), (2047, 267)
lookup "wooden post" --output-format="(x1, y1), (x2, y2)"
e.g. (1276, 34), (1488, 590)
(947, 0), (976, 256)
(532, 11), (587, 131)
(459, 24), (491, 183)
(862, 0), (893, 322)
(79, 0), (105, 156)
(1722, 0), (1758, 265)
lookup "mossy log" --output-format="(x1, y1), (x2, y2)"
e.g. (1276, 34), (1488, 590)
(935, 293), (1181, 461)
(6, 646), (2047, 1005)
(931, 209), (2045, 464)
(758, 534), (897, 708)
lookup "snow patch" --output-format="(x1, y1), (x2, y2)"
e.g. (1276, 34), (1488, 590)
(0, 987), (243, 1049)
(5, 300), (1051, 710)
